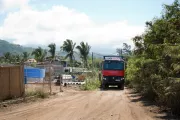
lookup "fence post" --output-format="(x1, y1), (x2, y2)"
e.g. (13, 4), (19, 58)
(49, 64), (52, 95)
(42, 65), (44, 91)
(59, 74), (63, 92)
(22, 65), (25, 101)
(43, 78), (45, 91)
(9, 67), (11, 98)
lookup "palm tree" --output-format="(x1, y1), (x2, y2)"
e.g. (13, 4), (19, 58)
(32, 47), (47, 62)
(3, 52), (12, 63)
(61, 39), (76, 66)
(76, 42), (91, 68)
(22, 52), (30, 62)
(0, 56), (3, 63)
(15, 54), (22, 63)
(48, 43), (56, 62)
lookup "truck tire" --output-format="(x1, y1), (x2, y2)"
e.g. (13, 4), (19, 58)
(118, 84), (124, 90)
(105, 84), (109, 88)
(118, 85), (121, 89)
(101, 84), (105, 90)
(121, 84), (124, 90)
(102, 84), (108, 90)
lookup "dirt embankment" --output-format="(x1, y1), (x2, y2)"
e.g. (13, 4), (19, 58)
(0, 88), (169, 120)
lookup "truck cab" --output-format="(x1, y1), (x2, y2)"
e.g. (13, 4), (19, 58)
(101, 56), (125, 90)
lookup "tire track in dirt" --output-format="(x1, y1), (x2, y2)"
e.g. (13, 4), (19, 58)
(0, 92), (86, 120)
(0, 89), (156, 120)
(66, 91), (105, 120)
(77, 91), (124, 120)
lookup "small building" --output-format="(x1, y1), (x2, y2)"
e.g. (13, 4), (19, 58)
(25, 59), (37, 63)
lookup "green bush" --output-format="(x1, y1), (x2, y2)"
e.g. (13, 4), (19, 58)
(80, 78), (101, 90)
(86, 69), (99, 78)
(126, 0), (180, 115)
(30, 63), (36, 67)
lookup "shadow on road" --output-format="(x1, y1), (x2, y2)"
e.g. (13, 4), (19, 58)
(130, 95), (155, 107)
(127, 90), (179, 120)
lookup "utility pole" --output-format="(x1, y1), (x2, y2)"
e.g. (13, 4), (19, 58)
(121, 49), (123, 56)
(49, 64), (52, 95)
(92, 52), (94, 68)
(59, 74), (63, 92)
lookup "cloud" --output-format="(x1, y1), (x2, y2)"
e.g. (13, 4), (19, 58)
(0, 0), (29, 12)
(0, 5), (144, 53)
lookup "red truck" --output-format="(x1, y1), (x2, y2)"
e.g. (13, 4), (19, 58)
(101, 56), (125, 90)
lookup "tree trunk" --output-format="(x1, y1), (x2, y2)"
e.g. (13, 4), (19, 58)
(84, 58), (87, 68)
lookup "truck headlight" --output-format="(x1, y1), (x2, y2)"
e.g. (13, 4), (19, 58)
(103, 77), (106, 80)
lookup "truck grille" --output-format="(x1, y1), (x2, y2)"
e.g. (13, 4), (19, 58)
(105, 76), (121, 82)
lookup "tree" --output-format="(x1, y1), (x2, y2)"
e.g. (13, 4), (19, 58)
(14, 54), (21, 63)
(76, 41), (91, 68)
(116, 43), (132, 56)
(0, 56), (3, 63)
(32, 47), (47, 62)
(22, 52), (30, 62)
(3, 52), (23, 63)
(126, 0), (180, 114)
(116, 48), (122, 56)
(122, 43), (132, 55)
(132, 36), (144, 55)
(48, 43), (56, 62)
(61, 39), (76, 66)
(3, 52), (12, 63)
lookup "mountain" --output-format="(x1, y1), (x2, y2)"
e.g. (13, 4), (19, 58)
(0, 40), (81, 61)
(0, 40), (33, 56)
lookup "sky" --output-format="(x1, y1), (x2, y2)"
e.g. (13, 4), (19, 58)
(0, 0), (174, 54)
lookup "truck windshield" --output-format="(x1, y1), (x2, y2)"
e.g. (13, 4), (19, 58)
(103, 61), (124, 70)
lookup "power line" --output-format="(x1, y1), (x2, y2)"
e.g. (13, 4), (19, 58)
(93, 52), (104, 56)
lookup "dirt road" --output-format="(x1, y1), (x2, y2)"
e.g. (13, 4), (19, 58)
(0, 89), (158, 120)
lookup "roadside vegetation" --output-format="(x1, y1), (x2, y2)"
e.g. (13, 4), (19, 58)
(1, 1), (179, 116)
(80, 70), (101, 90)
(126, 0), (180, 115)
(80, 79), (101, 90)
(0, 88), (49, 107)
(25, 88), (49, 99)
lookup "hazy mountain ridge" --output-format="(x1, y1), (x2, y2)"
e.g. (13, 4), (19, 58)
(0, 40), (34, 56)
(0, 40), (104, 61)
(0, 40), (82, 60)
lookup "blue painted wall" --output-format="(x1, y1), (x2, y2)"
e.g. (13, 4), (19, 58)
(24, 67), (45, 78)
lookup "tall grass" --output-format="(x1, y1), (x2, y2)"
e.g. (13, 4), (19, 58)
(25, 88), (49, 99)
(80, 69), (101, 90)
(80, 79), (101, 90)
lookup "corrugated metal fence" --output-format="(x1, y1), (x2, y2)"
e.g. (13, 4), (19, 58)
(0, 65), (24, 100)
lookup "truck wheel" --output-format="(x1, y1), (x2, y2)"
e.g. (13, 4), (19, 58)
(101, 84), (105, 90)
(121, 84), (124, 90)
(102, 84), (108, 90)
(118, 84), (124, 90)
(105, 84), (109, 89)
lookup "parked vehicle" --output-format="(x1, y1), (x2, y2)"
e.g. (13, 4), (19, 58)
(101, 56), (125, 90)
